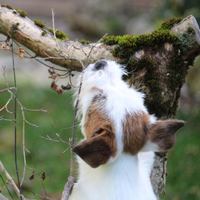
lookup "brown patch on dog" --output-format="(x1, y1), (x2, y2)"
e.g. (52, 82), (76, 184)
(73, 126), (116, 168)
(123, 112), (150, 155)
(73, 100), (117, 168)
(149, 120), (185, 151)
(91, 87), (103, 94)
(84, 95), (107, 139)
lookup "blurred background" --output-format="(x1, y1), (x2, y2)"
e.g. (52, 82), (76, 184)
(0, 0), (200, 199)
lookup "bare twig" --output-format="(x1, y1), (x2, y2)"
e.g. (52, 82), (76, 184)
(0, 175), (14, 199)
(11, 26), (22, 200)
(31, 191), (52, 200)
(61, 175), (76, 200)
(40, 172), (48, 198)
(0, 116), (14, 122)
(40, 134), (72, 153)
(85, 33), (108, 67)
(61, 57), (85, 200)
(0, 95), (13, 114)
(0, 67), (50, 187)
(0, 161), (26, 200)
(51, 9), (63, 52)
(40, 133), (70, 145)
(0, 194), (9, 200)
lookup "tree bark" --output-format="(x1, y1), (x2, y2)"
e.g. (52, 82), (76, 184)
(1, 6), (200, 199)
(129, 15), (200, 198)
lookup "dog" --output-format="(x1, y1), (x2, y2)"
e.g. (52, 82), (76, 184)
(70, 60), (185, 200)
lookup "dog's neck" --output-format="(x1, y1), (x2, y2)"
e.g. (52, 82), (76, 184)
(70, 152), (156, 200)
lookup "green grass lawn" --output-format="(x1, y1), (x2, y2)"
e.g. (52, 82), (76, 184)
(0, 82), (200, 199)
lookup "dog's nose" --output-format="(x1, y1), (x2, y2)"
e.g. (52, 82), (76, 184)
(94, 60), (108, 70)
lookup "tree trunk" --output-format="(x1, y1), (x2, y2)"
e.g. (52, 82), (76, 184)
(1, 6), (200, 199)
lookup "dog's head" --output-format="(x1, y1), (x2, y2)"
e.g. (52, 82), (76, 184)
(73, 60), (185, 168)
(77, 60), (126, 96)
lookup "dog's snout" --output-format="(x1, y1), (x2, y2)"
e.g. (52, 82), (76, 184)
(94, 60), (108, 70)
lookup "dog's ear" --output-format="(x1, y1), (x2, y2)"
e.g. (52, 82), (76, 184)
(148, 120), (185, 151)
(73, 124), (117, 168)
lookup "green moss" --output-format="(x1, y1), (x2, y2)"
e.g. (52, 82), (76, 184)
(103, 29), (179, 63)
(103, 17), (188, 118)
(129, 57), (167, 117)
(47, 27), (54, 34)
(16, 9), (27, 18)
(103, 30), (178, 51)
(13, 11), (17, 14)
(55, 29), (68, 40)
(187, 26), (195, 34)
(1, 4), (13, 9)
(160, 17), (182, 30)
(42, 31), (47, 36)
(34, 20), (46, 28)
(103, 17), (182, 49)
(80, 39), (91, 44)
(47, 27), (68, 40)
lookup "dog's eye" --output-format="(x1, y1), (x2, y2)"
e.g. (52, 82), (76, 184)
(92, 128), (104, 137)
(94, 60), (108, 70)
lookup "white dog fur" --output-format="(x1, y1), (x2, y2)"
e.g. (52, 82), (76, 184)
(70, 60), (185, 200)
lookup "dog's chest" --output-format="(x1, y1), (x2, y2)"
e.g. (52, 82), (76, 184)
(70, 155), (156, 200)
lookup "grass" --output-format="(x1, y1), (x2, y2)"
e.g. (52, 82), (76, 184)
(0, 83), (82, 199)
(162, 109), (200, 200)
(0, 82), (200, 199)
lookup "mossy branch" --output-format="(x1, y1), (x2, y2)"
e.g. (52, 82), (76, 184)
(1, 6), (198, 72)
(0, 6), (117, 71)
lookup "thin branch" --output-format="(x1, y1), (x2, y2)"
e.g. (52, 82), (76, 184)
(0, 116), (14, 122)
(31, 191), (52, 200)
(40, 134), (70, 145)
(40, 173), (48, 198)
(85, 33), (108, 66)
(0, 161), (26, 200)
(0, 175), (14, 199)
(40, 134), (72, 153)
(0, 87), (16, 94)
(11, 25), (22, 200)
(0, 66), (51, 187)
(0, 88), (8, 93)
(0, 95), (13, 114)
(0, 194), (9, 200)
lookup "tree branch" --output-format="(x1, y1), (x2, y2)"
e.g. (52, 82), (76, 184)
(0, 6), (116, 70)
(0, 161), (26, 200)
(0, 7), (200, 72)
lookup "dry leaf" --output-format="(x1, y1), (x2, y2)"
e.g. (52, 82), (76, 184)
(61, 83), (71, 90)
(51, 81), (63, 94)
(1, 44), (10, 51)
(56, 87), (63, 95)
(41, 171), (46, 181)
(51, 81), (58, 91)
(18, 47), (25, 60)
(29, 171), (35, 181)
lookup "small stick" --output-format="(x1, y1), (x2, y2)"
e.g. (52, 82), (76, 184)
(31, 191), (52, 200)
(0, 161), (26, 200)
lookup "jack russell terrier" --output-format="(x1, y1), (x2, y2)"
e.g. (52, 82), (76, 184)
(70, 60), (185, 200)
